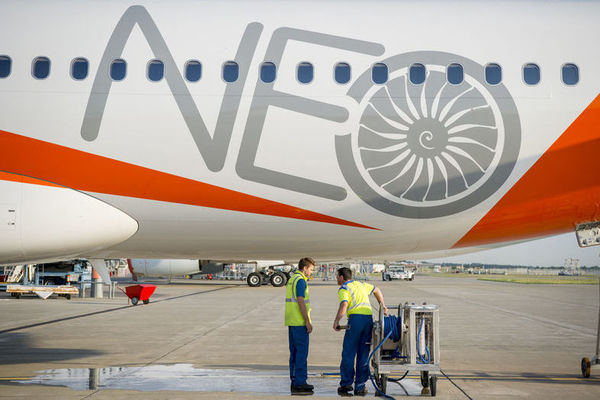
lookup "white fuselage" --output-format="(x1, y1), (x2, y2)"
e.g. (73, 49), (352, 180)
(1, 0), (599, 264)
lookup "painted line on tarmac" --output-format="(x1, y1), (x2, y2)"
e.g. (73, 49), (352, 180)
(0, 285), (239, 335)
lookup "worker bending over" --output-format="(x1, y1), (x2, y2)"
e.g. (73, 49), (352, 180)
(333, 267), (388, 396)
(285, 257), (316, 395)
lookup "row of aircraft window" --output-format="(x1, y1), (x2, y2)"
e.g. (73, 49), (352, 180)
(0, 55), (581, 86)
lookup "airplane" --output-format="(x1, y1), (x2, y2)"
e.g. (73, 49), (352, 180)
(1, 0), (600, 283)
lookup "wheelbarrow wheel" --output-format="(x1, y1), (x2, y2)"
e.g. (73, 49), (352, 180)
(421, 371), (429, 388)
(581, 357), (591, 378)
(143, 299), (149, 304)
(429, 375), (437, 396)
(131, 296), (139, 306)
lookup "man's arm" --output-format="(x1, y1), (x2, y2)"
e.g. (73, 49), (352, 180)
(297, 296), (313, 333)
(373, 287), (389, 316)
(333, 301), (348, 331)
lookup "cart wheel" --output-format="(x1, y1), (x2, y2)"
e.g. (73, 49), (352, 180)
(421, 371), (429, 388)
(15, 293), (21, 299)
(66, 294), (71, 300)
(380, 374), (387, 395)
(247, 272), (261, 287)
(581, 357), (592, 378)
(270, 272), (286, 287)
(429, 376), (437, 396)
(131, 296), (139, 306)
(143, 299), (149, 304)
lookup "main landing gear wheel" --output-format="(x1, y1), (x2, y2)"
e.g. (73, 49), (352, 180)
(581, 357), (592, 378)
(270, 272), (286, 287)
(247, 272), (262, 287)
(131, 296), (139, 306)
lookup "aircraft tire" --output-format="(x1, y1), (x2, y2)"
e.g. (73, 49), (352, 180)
(270, 272), (286, 287)
(247, 272), (262, 287)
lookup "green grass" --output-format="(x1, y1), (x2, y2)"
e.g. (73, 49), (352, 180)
(477, 275), (599, 285)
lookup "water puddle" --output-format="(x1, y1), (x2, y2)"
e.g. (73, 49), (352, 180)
(17, 364), (424, 396)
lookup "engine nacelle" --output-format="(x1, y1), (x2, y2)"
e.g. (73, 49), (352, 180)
(0, 175), (138, 265)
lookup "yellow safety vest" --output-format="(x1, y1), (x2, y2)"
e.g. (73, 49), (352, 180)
(338, 280), (374, 316)
(285, 271), (311, 326)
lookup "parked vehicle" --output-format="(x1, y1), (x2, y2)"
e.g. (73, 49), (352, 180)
(382, 265), (414, 281)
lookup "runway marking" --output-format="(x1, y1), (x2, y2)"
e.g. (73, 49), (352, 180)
(0, 285), (239, 335)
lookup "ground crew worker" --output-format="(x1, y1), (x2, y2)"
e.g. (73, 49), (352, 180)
(285, 257), (316, 395)
(333, 267), (388, 396)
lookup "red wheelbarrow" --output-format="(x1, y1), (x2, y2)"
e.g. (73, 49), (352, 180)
(118, 284), (156, 305)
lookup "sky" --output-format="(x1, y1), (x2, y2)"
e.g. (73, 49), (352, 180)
(427, 232), (600, 268)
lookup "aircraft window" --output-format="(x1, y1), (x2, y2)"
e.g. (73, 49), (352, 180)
(447, 63), (463, 85)
(297, 62), (313, 84)
(523, 63), (540, 85)
(372, 63), (388, 84)
(110, 59), (126, 81)
(410, 63), (426, 84)
(71, 58), (88, 80)
(0, 56), (11, 78)
(223, 61), (239, 83)
(335, 62), (351, 84)
(485, 63), (502, 85)
(260, 62), (276, 83)
(562, 63), (579, 85)
(33, 57), (50, 79)
(148, 60), (164, 82)
(185, 60), (202, 82)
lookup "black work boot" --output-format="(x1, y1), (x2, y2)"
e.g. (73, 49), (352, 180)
(354, 386), (368, 396)
(337, 385), (354, 396)
(291, 384), (314, 395)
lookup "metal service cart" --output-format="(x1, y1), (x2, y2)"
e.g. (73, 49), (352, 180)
(371, 303), (440, 396)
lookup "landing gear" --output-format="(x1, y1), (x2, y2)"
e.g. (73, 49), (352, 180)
(579, 276), (600, 378)
(246, 266), (291, 287)
(247, 272), (262, 287)
(270, 272), (286, 287)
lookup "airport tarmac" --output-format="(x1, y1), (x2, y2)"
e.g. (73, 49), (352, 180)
(1, 275), (599, 399)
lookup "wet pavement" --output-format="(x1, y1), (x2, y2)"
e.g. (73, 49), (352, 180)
(1, 276), (600, 399)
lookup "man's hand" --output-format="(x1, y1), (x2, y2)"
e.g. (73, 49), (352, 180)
(333, 320), (341, 331)
(382, 305), (389, 316)
(305, 321), (313, 334)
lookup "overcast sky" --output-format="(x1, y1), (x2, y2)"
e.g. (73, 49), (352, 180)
(427, 232), (600, 267)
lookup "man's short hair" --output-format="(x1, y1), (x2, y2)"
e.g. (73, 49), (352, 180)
(337, 267), (352, 281)
(298, 257), (315, 271)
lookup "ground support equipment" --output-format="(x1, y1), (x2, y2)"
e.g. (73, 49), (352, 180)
(6, 284), (78, 299)
(371, 303), (440, 397)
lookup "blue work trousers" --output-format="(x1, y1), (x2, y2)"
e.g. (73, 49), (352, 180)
(340, 314), (373, 390)
(288, 325), (309, 386)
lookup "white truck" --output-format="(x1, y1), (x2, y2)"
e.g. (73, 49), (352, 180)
(382, 265), (414, 281)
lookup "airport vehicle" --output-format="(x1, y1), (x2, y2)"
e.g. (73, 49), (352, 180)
(0, 0), (599, 274)
(35, 259), (91, 286)
(382, 265), (414, 281)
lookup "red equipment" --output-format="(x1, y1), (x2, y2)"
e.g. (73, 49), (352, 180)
(119, 284), (156, 305)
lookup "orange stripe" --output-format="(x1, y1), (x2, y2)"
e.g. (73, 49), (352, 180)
(454, 94), (600, 247)
(0, 129), (377, 230)
(0, 171), (62, 188)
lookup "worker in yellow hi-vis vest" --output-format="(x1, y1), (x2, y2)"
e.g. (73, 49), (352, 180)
(285, 257), (316, 395)
(333, 267), (388, 396)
